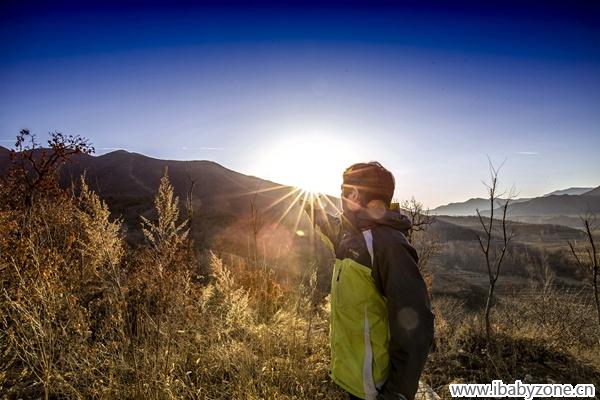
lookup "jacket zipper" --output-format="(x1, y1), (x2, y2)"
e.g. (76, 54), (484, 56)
(336, 264), (342, 281)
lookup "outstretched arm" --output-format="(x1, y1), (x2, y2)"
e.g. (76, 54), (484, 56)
(304, 196), (342, 252)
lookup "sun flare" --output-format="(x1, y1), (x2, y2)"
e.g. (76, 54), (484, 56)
(253, 133), (360, 196)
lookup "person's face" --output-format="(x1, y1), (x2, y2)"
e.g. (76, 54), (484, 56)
(341, 183), (361, 213)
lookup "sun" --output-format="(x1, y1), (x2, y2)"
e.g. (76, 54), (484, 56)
(253, 133), (360, 196)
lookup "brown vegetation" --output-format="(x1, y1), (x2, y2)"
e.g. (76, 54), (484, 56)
(426, 288), (600, 399)
(0, 157), (343, 399)
(568, 214), (600, 335)
(1, 135), (598, 399)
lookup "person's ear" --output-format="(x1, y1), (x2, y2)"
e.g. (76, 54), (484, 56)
(346, 187), (362, 211)
(349, 187), (359, 202)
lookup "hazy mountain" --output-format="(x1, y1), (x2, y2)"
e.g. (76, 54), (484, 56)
(543, 187), (593, 197)
(431, 197), (530, 216)
(500, 194), (600, 216)
(433, 186), (600, 224)
(582, 186), (600, 196)
(487, 192), (600, 228)
(434, 214), (587, 244)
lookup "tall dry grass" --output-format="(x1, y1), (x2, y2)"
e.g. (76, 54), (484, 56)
(424, 287), (600, 399)
(0, 170), (344, 399)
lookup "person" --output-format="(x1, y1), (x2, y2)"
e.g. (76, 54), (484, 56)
(307, 162), (434, 400)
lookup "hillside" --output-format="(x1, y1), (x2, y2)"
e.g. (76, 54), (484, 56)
(433, 186), (600, 219)
(0, 147), (307, 241)
(543, 187), (593, 196)
(486, 193), (600, 229)
(434, 215), (587, 244)
(65, 149), (290, 211)
(0, 145), (11, 170)
(431, 197), (530, 216)
(0, 147), (334, 282)
(583, 186), (600, 196)
(428, 215), (587, 302)
(432, 184), (600, 229)
(0, 146), (589, 295)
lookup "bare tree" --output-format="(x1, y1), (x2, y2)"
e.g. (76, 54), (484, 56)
(185, 174), (196, 228)
(400, 197), (436, 243)
(249, 183), (263, 267)
(399, 197), (439, 280)
(475, 160), (515, 345)
(4, 129), (94, 209)
(185, 172), (198, 253)
(568, 214), (599, 333)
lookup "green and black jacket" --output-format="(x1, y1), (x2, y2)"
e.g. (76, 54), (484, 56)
(314, 206), (434, 400)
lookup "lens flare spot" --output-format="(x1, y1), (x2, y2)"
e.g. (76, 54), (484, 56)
(398, 307), (419, 330)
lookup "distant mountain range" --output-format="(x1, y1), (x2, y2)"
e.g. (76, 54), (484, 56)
(431, 184), (600, 228)
(431, 197), (531, 216)
(543, 187), (594, 197)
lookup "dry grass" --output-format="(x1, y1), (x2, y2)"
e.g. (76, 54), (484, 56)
(424, 290), (600, 400)
(0, 172), (344, 399)
(1, 167), (599, 399)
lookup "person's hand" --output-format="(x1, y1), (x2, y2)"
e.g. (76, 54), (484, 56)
(304, 194), (330, 231)
(304, 193), (324, 215)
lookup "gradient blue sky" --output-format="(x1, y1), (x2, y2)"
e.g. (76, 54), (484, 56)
(1, 1), (599, 207)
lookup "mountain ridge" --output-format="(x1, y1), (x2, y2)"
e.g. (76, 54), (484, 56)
(2, 147), (598, 232)
(433, 186), (600, 221)
(543, 187), (594, 197)
(582, 186), (600, 196)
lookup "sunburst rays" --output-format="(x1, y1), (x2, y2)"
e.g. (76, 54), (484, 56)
(226, 180), (342, 243)
(263, 185), (343, 243)
(275, 188), (306, 226)
(214, 183), (291, 202)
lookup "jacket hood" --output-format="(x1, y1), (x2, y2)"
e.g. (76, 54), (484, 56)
(345, 205), (412, 235)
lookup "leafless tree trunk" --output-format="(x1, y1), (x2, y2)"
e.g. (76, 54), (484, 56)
(185, 173), (197, 254)
(250, 184), (262, 267)
(400, 197), (436, 243)
(475, 160), (515, 346)
(185, 174), (196, 227)
(568, 215), (600, 334)
(399, 197), (439, 280)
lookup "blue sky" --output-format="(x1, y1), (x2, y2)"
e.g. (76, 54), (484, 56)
(1, 1), (599, 207)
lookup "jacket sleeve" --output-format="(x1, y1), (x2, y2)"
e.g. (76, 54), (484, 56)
(372, 234), (435, 400)
(305, 202), (342, 252)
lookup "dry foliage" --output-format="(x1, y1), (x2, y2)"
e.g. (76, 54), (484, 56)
(0, 158), (343, 399)
(425, 291), (600, 400)
(399, 197), (439, 291)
